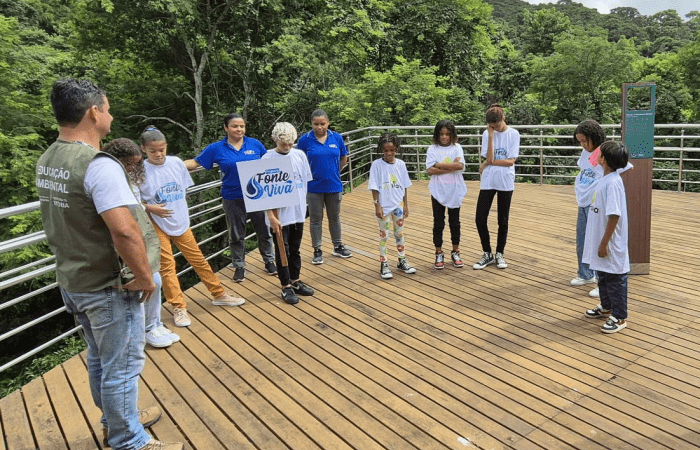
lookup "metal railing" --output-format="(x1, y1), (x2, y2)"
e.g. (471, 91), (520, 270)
(2, 123), (699, 374)
(340, 124), (700, 192)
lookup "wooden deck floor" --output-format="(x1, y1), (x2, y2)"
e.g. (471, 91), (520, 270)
(2, 181), (700, 450)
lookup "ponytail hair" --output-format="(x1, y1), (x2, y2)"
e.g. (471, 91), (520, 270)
(139, 125), (166, 147)
(486, 103), (505, 124)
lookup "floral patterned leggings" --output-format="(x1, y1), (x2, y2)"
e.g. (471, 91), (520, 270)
(377, 206), (406, 262)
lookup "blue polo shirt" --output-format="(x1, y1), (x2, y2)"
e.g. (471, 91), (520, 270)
(196, 136), (266, 200)
(297, 130), (348, 193)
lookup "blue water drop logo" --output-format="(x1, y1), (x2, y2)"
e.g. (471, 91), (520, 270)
(245, 177), (264, 200)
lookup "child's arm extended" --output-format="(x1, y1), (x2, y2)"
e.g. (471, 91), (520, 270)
(183, 159), (201, 171)
(371, 189), (382, 219)
(598, 214), (620, 258)
(144, 202), (173, 218)
(403, 189), (409, 219)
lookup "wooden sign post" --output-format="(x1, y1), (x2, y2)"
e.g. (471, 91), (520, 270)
(621, 82), (656, 275)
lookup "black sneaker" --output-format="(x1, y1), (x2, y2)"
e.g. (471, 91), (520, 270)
(472, 252), (494, 270)
(265, 261), (278, 275)
(233, 267), (245, 282)
(380, 261), (393, 279)
(333, 244), (352, 258)
(292, 280), (314, 296)
(312, 248), (324, 265)
(397, 258), (417, 274)
(281, 287), (299, 304)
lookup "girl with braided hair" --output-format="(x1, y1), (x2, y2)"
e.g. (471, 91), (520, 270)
(368, 133), (416, 280)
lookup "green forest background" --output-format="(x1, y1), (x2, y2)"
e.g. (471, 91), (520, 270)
(2, 0), (700, 395)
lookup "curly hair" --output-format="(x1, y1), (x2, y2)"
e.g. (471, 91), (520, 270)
(271, 122), (298, 144)
(573, 119), (606, 150)
(102, 138), (145, 185)
(432, 119), (458, 145)
(377, 132), (401, 154)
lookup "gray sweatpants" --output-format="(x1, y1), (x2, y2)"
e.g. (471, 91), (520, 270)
(306, 192), (343, 249)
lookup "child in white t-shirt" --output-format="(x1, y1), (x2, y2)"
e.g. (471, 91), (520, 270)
(139, 126), (245, 328)
(473, 104), (519, 270)
(263, 122), (315, 305)
(368, 133), (416, 280)
(102, 138), (179, 348)
(583, 141), (630, 334)
(425, 119), (467, 270)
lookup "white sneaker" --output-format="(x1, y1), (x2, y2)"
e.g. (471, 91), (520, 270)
(571, 276), (596, 286)
(212, 292), (245, 306)
(173, 307), (191, 327)
(145, 327), (173, 348)
(495, 252), (508, 269)
(156, 325), (179, 343)
(589, 287), (600, 298)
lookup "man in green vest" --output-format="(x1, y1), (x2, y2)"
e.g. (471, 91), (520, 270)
(36, 78), (182, 450)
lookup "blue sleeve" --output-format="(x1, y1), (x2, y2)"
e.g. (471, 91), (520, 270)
(253, 138), (266, 158)
(297, 134), (309, 152)
(195, 143), (217, 170)
(338, 134), (348, 157)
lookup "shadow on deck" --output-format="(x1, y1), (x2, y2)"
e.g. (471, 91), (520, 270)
(2, 181), (700, 450)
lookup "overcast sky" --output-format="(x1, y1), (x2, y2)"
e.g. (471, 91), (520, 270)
(523, 0), (698, 19)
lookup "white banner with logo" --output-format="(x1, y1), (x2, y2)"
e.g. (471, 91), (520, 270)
(237, 157), (300, 212)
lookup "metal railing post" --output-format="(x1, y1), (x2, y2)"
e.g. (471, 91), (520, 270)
(678, 129), (684, 192)
(539, 129), (544, 185)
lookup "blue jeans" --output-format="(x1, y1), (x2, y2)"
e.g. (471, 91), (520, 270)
(144, 272), (163, 332)
(576, 206), (596, 280)
(598, 271), (628, 320)
(61, 287), (150, 450)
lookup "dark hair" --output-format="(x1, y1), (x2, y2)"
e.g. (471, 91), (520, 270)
(224, 113), (244, 127)
(485, 103), (505, 124)
(50, 78), (106, 126)
(310, 109), (329, 122)
(139, 125), (166, 147)
(573, 119), (606, 150)
(432, 119), (458, 145)
(599, 140), (629, 171)
(102, 138), (145, 185)
(377, 133), (401, 154)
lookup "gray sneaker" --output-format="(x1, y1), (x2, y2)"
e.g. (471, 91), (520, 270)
(472, 252), (494, 270)
(380, 261), (393, 279)
(312, 248), (324, 265)
(397, 258), (416, 274)
(145, 327), (173, 348)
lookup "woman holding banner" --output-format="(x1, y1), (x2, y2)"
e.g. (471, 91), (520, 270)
(185, 113), (276, 282)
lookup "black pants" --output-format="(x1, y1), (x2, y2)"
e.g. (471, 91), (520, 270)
(271, 222), (304, 287)
(475, 189), (513, 254)
(431, 196), (461, 248)
(598, 271), (628, 320)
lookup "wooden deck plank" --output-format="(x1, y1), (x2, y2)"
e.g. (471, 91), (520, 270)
(43, 365), (95, 449)
(22, 377), (64, 449)
(4, 181), (700, 449)
(0, 390), (35, 450)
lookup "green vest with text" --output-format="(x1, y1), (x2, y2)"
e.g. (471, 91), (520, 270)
(36, 141), (159, 292)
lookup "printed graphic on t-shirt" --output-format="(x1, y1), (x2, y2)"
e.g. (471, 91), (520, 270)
(442, 156), (452, 163)
(579, 168), (596, 186)
(381, 173), (402, 190)
(153, 182), (184, 204)
(495, 147), (508, 159)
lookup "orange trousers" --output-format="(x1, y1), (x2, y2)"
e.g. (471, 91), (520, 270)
(153, 223), (224, 309)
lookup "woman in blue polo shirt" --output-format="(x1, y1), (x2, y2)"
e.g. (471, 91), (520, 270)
(297, 109), (351, 264)
(185, 113), (276, 282)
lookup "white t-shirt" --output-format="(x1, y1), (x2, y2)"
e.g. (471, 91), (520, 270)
(261, 148), (313, 227)
(84, 157), (138, 214)
(480, 127), (520, 191)
(582, 172), (629, 274)
(574, 149), (605, 207)
(425, 143), (467, 208)
(368, 158), (412, 216)
(139, 156), (194, 237)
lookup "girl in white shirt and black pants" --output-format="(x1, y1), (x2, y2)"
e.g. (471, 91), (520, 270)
(473, 104), (520, 270)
